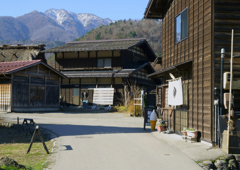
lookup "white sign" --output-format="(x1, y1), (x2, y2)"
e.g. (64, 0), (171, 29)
(168, 78), (183, 106)
(93, 88), (114, 105)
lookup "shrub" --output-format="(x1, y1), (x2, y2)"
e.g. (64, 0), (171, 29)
(127, 100), (142, 116)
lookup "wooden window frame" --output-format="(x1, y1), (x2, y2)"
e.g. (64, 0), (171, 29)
(175, 7), (189, 44)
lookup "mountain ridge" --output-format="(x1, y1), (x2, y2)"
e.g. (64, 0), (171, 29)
(0, 9), (115, 42)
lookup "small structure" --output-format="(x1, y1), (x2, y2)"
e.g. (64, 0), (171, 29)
(0, 44), (46, 62)
(0, 60), (67, 112)
(43, 38), (160, 106)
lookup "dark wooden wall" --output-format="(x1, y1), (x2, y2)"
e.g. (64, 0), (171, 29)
(214, 0), (240, 113)
(12, 64), (60, 109)
(55, 51), (122, 71)
(121, 50), (149, 69)
(162, 0), (213, 141)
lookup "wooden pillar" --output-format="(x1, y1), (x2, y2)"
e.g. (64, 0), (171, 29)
(29, 75), (31, 106)
(44, 76), (46, 106)
(54, 53), (57, 69)
(111, 78), (113, 88)
(88, 51), (90, 69)
(124, 84), (127, 107)
(59, 77), (61, 107)
(62, 52), (65, 69)
(10, 74), (13, 112)
(96, 51), (98, 67)
(96, 78), (98, 88)
(112, 50), (114, 69)
(79, 78), (81, 106)
(78, 52), (80, 69)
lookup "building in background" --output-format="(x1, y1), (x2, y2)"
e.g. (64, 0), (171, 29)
(0, 60), (67, 112)
(0, 44), (46, 62)
(44, 38), (160, 106)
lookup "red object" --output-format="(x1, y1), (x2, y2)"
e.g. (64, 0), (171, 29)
(181, 131), (187, 136)
(0, 60), (41, 74)
(157, 125), (165, 132)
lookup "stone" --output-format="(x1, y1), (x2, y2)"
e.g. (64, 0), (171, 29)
(202, 160), (214, 169)
(226, 154), (235, 160)
(0, 156), (26, 169)
(236, 155), (240, 162)
(229, 159), (238, 170)
(214, 160), (229, 170)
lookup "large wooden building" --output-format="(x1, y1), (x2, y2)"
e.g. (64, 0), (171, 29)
(0, 60), (67, 112)
(145, 0), (240, 143)
(44, 38), (160, 106)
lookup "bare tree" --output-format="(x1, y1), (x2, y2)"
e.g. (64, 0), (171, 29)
(124, 80), (143, 108)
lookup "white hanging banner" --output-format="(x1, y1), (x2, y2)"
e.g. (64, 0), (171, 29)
(168, 78), (183, 106)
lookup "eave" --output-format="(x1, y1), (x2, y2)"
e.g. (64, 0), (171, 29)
(144, 0), (173, 19)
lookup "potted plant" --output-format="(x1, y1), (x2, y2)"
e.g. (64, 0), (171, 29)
(181, 128), (188, 136)
(187, 128), (198, 138)
(156, 123), (165, 132)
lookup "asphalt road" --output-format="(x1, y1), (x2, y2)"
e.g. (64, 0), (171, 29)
(2, 112), (202, 170)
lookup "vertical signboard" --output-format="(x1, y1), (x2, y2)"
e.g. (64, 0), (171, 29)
(156, 86), (162, 107)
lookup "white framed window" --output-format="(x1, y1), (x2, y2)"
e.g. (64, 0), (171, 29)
(175, 8), (188, 44)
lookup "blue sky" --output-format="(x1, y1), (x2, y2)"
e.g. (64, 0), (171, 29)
(0, 0), (149, 20)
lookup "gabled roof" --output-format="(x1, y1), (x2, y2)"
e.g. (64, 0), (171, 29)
(0, 60), (67, 78)
(43, 38), (157, 62)
(144, 0), (173, 19)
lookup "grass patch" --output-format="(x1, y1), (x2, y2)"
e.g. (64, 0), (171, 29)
(0, 125), (53, 170)
(113, 106), (127, 112)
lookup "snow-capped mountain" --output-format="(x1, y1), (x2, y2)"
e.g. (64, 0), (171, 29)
(0, 9), (115, 42)
(44, 9), (114, 33)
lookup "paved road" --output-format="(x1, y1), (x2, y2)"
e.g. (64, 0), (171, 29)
(2, 112), (202, 170)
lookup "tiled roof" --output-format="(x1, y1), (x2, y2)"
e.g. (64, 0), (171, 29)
(62, 63), (156, 78)
(0, 60), (41, 74)
(62, 70), (134, 78)
(0, 60), (67, 78)
(43, 38), (146, 53)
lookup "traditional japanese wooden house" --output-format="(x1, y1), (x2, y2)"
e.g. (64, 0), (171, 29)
(43, 38), (160, 106)
(0, 44), (46, 62)
(0, 60), (67, 112)
(144, 0), (240, 143)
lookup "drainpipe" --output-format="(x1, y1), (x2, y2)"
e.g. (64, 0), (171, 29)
(219, 48), (225, 148)
(214, 87), (219, 146)
(220, 48), (225, 116)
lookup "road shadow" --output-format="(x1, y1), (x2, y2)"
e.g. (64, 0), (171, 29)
(0, 125), (51, 144)
(9, 108), (112, 114)
(38, 124), (151, 137)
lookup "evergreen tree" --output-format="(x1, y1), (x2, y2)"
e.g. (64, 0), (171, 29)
(95, 32), (101, 40)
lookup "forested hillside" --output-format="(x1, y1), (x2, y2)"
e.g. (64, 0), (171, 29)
(75, 19), (162, 57)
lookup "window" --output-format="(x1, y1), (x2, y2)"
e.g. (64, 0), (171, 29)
(97, 58), (112, 68)
(175, 8), (188, 43)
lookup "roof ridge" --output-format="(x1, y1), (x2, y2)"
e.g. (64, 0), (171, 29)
(68, 38), (146, 44)
(0, 60), (41, 64)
